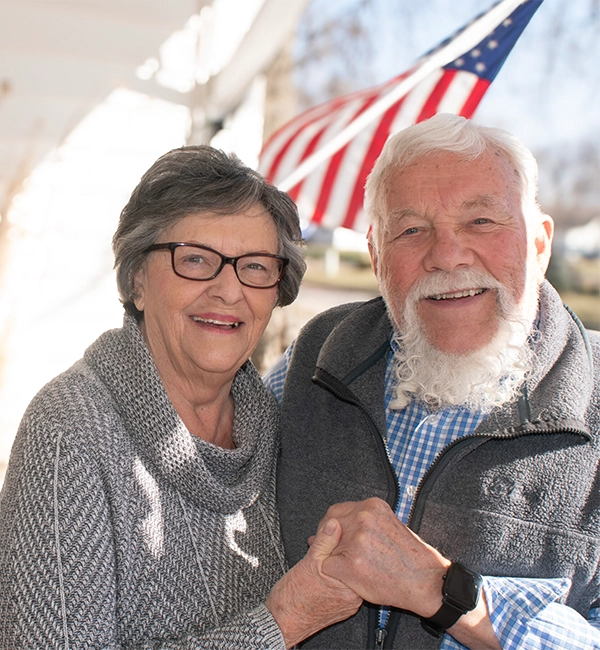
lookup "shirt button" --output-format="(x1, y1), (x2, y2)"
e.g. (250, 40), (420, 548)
(406, 485), (417, 497)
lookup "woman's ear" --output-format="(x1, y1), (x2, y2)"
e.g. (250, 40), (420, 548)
(132, 265), (147, 312)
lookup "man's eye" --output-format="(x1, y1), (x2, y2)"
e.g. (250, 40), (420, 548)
(402, 227), (420, 236)
(472, 218), (492, 225)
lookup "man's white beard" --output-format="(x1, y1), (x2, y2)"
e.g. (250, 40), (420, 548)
(383, 268), (539, 413)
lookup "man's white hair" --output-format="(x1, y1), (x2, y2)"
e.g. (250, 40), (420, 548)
(365, 113), (543, 245)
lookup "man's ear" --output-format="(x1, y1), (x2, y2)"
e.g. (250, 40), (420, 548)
(368, 239), (379, 277)
(534, 213), (554, 275)
(132, 265), (147, 312)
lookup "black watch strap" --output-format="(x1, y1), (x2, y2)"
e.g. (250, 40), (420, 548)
(421, 562), (482, 638)
(421, 600), (466, 638)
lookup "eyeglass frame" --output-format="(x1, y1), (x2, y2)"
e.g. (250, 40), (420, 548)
(143, 242), (289, 289)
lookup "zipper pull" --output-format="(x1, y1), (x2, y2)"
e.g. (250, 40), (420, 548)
(375, 627), (387, 649)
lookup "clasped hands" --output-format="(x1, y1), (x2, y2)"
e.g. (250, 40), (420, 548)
(267, 497), (455, 648)
(314, 497), (452, 617)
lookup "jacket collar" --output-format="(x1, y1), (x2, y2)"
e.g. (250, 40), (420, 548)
(314, 282), (593, 439)
(479, 281), (593, 437)
(314, 297), (392, 437)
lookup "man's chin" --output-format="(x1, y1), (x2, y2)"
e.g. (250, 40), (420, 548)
(421, 326), (500, 357)
(391, 304), (533, 413)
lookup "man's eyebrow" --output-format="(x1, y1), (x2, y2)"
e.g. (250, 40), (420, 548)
(388, 207), (422, 220)
(461, 195), (506, 210)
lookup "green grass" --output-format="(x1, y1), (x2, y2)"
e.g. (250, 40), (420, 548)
(560, 292), (600, 331)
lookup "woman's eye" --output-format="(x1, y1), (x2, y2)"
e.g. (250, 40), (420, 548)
(183, 255), (205, 265)
(243, 261), (268, 273)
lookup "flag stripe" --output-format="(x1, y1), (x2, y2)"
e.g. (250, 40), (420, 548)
(275, 96), (372, 193)
(459, 77), (492, 117)
(437, 72), (481, 114)
(289, 93), (381, 212)
(416, 69), (459, 122)
(343, 100), (406, 230)
(259, 0), (543, 232)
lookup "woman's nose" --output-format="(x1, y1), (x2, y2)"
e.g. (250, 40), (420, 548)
(206, 261), (245, 302)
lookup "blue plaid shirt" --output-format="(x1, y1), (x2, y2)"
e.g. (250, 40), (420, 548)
(264, 340), (600, 649)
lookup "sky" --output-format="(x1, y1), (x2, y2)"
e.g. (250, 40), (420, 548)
(296, 0), (600, 152)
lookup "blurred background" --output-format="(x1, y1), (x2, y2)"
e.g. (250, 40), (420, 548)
(0, 0), (598, 485)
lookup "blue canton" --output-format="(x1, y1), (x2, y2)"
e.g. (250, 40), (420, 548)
(425, 0), (543, 82)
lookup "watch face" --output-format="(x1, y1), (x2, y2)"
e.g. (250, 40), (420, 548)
(443, 562), (483, 611)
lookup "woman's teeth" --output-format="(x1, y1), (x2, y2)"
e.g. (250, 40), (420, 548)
(430, 288), (485, 301)
(191, 317), (241, 328)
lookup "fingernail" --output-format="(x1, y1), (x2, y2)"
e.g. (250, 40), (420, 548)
(322, 519), (336, 535)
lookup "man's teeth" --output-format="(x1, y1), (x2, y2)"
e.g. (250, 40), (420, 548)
(191, 316), (241, 328)
(430, 288), (485, 301)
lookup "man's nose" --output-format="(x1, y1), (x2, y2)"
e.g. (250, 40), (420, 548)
(423, 227), (475, 272)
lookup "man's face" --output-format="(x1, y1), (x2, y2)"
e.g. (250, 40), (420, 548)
(369, 151), (553, 355)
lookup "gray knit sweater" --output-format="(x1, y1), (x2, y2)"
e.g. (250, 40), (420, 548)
(0, 315), (287, 649)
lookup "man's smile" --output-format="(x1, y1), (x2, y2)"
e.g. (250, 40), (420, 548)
(427, 288), (487, 301)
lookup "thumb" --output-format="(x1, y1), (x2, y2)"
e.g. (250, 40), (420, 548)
(307, 518), (341, 561)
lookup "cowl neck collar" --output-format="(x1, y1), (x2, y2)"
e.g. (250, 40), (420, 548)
(84, 315), (279, 513)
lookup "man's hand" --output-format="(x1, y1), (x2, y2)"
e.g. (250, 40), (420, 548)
(316, 497), (449, 617)
(316, 498), (500, 650)
(266, 518), (362, 648)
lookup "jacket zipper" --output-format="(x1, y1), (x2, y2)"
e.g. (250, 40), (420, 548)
(316, 368), (590, 649)
(374, 626), (387, 649)
(314, 370), (400, 649)
(407, 424), (590, 527)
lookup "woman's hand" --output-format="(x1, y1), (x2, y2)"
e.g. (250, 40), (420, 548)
(266, 518), (362, 648)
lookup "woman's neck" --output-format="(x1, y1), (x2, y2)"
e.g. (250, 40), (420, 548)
(137, 318), (239, 448)
(166, 379), (236, 449)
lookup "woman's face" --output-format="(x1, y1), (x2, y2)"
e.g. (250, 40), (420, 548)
(133, 206), (280, 388)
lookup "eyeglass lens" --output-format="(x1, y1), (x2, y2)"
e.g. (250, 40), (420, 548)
(173, 245), (283, 287)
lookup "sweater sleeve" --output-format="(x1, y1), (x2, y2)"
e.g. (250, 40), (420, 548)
(0, 381), (287, 650)
(0, 397), (121, 649)
(143, 605), (285, 649)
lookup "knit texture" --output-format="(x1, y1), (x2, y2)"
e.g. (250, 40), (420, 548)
(0, 315), (286, 649)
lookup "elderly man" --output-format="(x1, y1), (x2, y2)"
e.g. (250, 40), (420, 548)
(265, 114), (600, 649)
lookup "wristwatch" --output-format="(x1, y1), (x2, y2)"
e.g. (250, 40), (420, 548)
(421, 562), (483, 638)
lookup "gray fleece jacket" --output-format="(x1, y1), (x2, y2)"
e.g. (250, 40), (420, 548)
(277, 281), (600, 649)
(0, 315), (287, 649)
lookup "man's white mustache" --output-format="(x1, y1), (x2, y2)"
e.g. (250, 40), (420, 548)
(407, 268), (504, 304)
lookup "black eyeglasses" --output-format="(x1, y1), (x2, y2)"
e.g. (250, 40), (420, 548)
(144, 242), (289, 289)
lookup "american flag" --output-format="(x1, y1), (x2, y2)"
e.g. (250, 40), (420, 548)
(258, 0), (543, 232)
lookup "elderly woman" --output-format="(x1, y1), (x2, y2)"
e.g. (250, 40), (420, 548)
(0, 146), (360, 648)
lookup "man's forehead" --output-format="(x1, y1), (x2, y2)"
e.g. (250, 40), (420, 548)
(386, 193), (512, 220)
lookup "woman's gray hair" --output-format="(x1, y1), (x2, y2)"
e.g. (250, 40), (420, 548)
(365, 113), (542, 243)
(113, 145), (306, 319)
